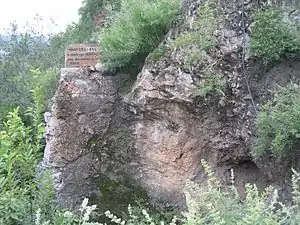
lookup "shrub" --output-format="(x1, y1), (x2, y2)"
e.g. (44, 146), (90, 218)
(0, 68), (59, 123)
(0, 22), (60, 121)
(29, 68), (60, 109)
(252, 85), (300, 162)
(181, 160), (300, 225)
(99, 0), (180, 71)
(172, 3), (217, 69)
(0, 87), (63, 225)
(35, 198), (179, 225)
(0, 87), (45, 224)
(149, 44), (171, 62)
(250, 7), (300, 64)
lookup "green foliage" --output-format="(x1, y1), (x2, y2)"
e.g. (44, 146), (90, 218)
(99, 0), (180, 71)
(77, 0), (105, 42)
(181, 160), (300, 225)
(0, 67), (59, 122)
(198, 70), (226, 97)
(0, 23), (62, 71)
(0, 88), (75, 225)
(252, 85), (300, 162)
(35, 198), (179, 225)
(182, 48), (208, 69)
(0, 24), (60, 121)
(149, 44), (171, 62)
(250, 7), (300, 64)
(0, 87), (45, 224)
(76, 0), (121, 43)
(172, 3), (217, 50)
(171, 4), (225, 97)
(29, 68), (60, 109)
(32, 160), (300, 225)
(94, 176), (151, 223)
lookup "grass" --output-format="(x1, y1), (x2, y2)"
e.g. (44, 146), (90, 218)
(99, 0), (180, 71)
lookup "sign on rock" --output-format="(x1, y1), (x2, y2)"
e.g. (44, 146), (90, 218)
(65, 44), (100, 68)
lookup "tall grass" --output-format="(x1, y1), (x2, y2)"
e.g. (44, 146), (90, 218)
(99, 0), (180, 71)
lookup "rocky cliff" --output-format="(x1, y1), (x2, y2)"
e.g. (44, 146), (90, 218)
(43, 0), (300, 211)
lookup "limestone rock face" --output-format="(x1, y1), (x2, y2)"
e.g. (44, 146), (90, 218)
(43, 68), (117, 208)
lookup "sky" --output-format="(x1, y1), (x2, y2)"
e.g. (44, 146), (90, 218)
(0, 0), (83, 34)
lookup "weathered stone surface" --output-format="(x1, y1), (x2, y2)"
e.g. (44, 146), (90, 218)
(120, 0), (255, 207)
(123, 0), (300, 206)
(124, 66), (259, 206)
(43, 68), (117, 208)
(43, 0), (300, 210)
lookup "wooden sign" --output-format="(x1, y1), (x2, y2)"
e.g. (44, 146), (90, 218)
(65, 44), (100, 68)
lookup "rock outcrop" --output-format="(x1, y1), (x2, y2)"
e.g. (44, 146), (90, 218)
(43, 68), (118, 207)
(43, 0), (300, 210)
(122, 0), (265, 206)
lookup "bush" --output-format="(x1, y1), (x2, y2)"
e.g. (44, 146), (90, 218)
(99, 0), (180, 71)
(0, 23), (60, 121)
(250, 7), (300, 64)
(29, 68), (60, 109)
(172, 3), (217, 69)
(35, 198), (179, 225)
(0, 68), (59, 123)
(252, 85), (300, 162)
(0, 87), (44, 224)
(181, 160), (300, 225)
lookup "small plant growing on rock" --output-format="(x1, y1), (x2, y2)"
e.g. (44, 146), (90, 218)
(198, 70), (226, 97)
(172, 3), (217, 69)
(172, 3), (217, 50)
(252, 85), (300, 162)
(172, 3), (226, 98)
(250, 7), (300, 64)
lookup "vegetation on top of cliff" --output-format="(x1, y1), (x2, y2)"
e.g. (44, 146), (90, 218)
(250, 7), (300, 65)
(98, 0), (180, 71)
(252, 85), (300, 163)
(77, 0), (120, 41)
(172, 3), (217, 70)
